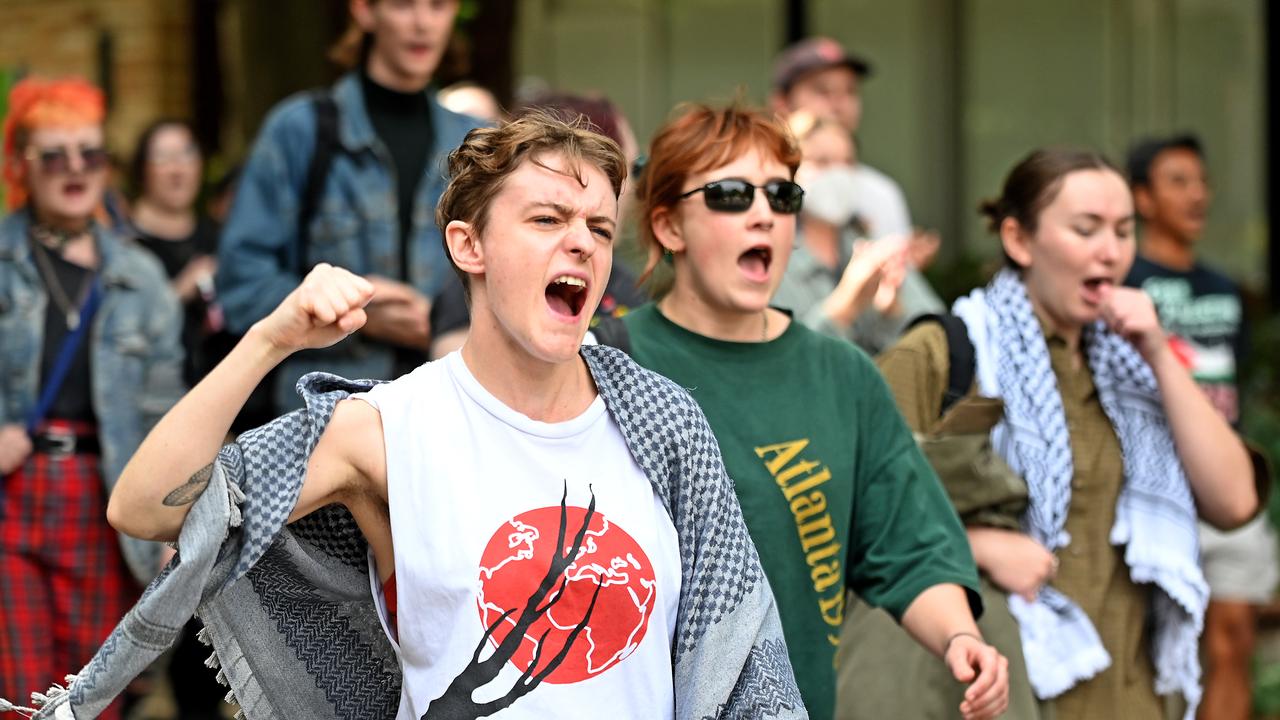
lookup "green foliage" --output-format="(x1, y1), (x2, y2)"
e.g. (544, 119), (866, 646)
(1255, 652), (1280, 717)
(0, 66), (15, 213)
(1238, 296), (1280, 717)
(457, 0), (480, 23)
(922, 249), (1001, 305)
(1240, 305), (1280, 530)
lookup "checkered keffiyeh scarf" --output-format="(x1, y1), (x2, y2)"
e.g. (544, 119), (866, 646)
(3, 346), (804, 720)
(953, 269), (1207, 716)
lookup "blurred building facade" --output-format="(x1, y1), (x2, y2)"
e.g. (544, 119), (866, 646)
(0, 0), (193, 162)
(518, 0), (1268, 291)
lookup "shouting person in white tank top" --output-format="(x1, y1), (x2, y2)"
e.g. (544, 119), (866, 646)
(101, 111), (808, 720)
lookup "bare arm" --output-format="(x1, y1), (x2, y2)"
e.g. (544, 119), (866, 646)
(1147, 345), (1256, 528)
(0, 424), (33, 475)
(900, 584), (1009, 720)
(1101, 287), (1257, 529)
(966, 526), (1058, 602)
(107, 264), (374, 541)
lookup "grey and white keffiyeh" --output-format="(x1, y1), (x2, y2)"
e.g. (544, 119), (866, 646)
(2, 346), (805, 720)
(953, 268), (1207, 717)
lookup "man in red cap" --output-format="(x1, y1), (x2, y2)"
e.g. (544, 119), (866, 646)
(770, 37), (944, 354)
(770, 37), (871, 135)
(770, 35), (917, 243)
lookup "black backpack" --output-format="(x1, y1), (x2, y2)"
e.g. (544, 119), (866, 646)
(904, 313), (975, 418)
(295, 91), (341, 271)
(235, 92), (341, 428)
(594, 313), (974, 409)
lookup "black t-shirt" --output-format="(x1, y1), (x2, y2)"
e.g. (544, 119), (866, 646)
(37, 247), (96, 423)
(134, 217), (218, 276)
(430, 264), (651, 339)
(360, 70), (434, 262)
(1124, 255), (1246, 425)
(135, 217), (234, 386)
(361, 71), (436, 375)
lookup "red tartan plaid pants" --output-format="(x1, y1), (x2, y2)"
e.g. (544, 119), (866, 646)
(1, 423), (138, 719)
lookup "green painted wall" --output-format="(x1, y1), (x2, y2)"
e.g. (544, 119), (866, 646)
(0, 66), (15, 211)
(514, 0), (1267, 290)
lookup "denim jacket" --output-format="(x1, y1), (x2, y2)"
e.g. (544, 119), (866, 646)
(0, 209), (185, 583)
(215, 72), (483, 411)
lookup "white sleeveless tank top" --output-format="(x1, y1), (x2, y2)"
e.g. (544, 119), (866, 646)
(354, 352), (680, 719)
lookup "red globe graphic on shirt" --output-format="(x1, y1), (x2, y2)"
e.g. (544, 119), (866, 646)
(477, 504), (657, 684)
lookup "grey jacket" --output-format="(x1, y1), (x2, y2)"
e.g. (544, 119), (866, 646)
(0, 209), (184, 584)
(12, 345), (806, 719)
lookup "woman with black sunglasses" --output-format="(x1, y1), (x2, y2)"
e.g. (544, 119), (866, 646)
(0, 77), (184, 718)
(600, 103), (1008, 720)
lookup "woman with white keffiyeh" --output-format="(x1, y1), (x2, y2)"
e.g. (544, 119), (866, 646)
(871, 149), (1262, 720)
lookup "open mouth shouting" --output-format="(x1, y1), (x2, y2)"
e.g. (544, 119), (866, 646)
(61, 178), (89, 199)
(1081, 275), (1115, 306)
(545, 274), (589, 320)
(738, 245), (773, 284)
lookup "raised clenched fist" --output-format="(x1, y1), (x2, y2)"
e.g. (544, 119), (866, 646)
(256, 263), (375, 354)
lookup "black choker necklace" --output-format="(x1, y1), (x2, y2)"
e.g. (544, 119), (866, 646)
(30, 223), (87, 252)
(28, 230), (95, 330)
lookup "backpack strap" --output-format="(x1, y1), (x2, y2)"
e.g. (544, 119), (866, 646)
(907, 313), (975, 418)
(295, 91), (340, 276)
(591, 315), (633, 355)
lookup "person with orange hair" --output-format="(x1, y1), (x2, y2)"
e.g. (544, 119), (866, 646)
(0, 76), (184, 718)
(595, 103), (1008, 720)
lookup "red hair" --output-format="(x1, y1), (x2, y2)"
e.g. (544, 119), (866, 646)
(636, 102), (802, 282)
(3, 77), (106, 211)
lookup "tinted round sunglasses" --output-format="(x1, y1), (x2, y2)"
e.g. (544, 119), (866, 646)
(679, 178), (805, 215)
(24, 144), (110, 175)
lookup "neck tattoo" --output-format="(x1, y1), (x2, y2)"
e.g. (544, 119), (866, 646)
(762, 310), (768, 341)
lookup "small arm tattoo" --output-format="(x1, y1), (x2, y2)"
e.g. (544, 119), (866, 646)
(163, 464), (214, 506)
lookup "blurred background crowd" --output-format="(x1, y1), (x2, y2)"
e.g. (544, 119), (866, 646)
(0, 0), (1277, 718)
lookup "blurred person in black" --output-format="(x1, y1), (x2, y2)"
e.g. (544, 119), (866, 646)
(127, 118), (234, 720)
(129, 119), (233, 388)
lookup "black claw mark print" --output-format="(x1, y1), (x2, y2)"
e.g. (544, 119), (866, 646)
(423, 482), (602, 719)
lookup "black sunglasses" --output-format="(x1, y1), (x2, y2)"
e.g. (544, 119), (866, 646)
(679, 178), (804, 215)
(24, 145), (110, 175)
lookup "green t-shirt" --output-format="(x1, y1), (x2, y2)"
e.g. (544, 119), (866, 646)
(621, 304), (979, 720)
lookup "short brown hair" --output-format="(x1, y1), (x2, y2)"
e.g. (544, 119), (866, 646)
(327, 22), (371, 70)
(636, 102), (802, 283)
(978, 147), (1121, 267)
(436, 109), (628, 292)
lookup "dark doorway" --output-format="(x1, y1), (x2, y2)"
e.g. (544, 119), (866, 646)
(1268, 0), (1277, 305)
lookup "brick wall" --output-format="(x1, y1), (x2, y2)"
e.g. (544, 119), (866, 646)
(0, 0), (192, 159)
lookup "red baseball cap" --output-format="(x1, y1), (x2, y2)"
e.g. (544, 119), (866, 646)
(772, 37), (872, 93)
